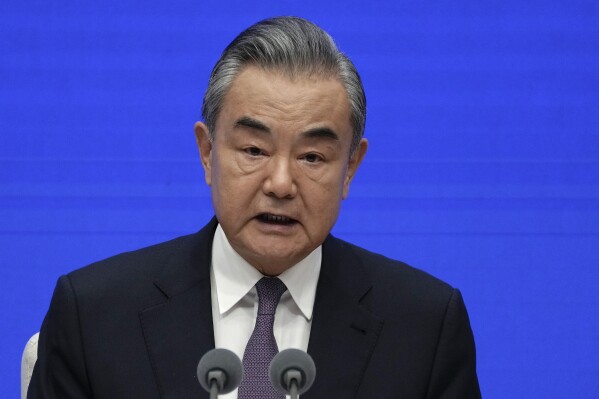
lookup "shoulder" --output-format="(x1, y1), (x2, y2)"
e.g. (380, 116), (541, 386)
(326, 235), (453, 292)
(68, 233), (196, 284)
(325, 236), (456, 315)
(59, 228), (213, 312)
(327, 238), (481, 398)
(66, 218), (218, 293)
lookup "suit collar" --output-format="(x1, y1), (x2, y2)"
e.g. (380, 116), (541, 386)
(212, 222), (322, 321)
(151, 217), (218, 299)
(305, 235), (384, 398)
(139, 218), (218, 398)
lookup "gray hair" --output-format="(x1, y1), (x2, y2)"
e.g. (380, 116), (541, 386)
(201, 16), (366, 152)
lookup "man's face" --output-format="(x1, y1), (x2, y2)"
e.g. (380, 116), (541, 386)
(195, 66), (367, 275)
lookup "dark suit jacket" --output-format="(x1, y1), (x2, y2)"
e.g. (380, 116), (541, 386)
(29, 218), (481, 398)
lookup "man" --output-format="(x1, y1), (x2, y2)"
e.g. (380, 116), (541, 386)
(29, 17), (481, 398)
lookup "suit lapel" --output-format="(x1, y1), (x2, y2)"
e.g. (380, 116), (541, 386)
(139, 219), (218, 399)
(305, 236), (384, 399)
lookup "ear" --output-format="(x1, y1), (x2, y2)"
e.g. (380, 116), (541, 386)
(342, 138), (368, 199)
(194, 121), (213, 186)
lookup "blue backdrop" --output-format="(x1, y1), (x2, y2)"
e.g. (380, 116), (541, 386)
(2, 1), (598, 397)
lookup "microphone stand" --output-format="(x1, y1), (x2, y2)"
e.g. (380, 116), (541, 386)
(207, 370), (225, 399)
(209, 380), (219, 399)
(289, 380), (299, 399)
(285, 370), (302, 399)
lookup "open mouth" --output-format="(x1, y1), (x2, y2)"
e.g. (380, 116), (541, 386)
(256, 213), (297, 225)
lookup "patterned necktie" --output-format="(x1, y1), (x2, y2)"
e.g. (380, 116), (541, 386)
(238, 277), (287, 399)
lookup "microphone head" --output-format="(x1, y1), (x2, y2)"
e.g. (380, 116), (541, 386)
(269, 348), (316, 395)
(196, 348), (243, 394)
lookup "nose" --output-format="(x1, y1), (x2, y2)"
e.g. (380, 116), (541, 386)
(262, 156), (297, 199)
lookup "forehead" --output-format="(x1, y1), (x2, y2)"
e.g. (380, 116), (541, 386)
(216, 66), (352, 140)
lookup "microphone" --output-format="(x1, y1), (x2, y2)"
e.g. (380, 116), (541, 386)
(197, 348), (243, 399)
(269, 348), (316, 399)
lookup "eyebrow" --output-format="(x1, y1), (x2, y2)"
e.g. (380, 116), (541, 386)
(234, 116), (340, 141)
(301, 127), (339, 141)
(235, 117), (270, 133)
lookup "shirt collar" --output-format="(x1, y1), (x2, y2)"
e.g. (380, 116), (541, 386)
(212, 224), (321, 321)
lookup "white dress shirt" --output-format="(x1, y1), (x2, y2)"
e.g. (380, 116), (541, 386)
(210, 224), (322, 399)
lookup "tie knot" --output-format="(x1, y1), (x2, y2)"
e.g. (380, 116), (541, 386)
(255, 277), (287, 315)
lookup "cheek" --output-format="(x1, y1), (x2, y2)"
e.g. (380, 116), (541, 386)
(235, 153), (267, 174)
(306, 182), (344, 222)
(301, 165), (347, 207)
(212, 151), (242, 189)
(299, 164), (328, 182)
(212, 167), (260, 211)
(210, 159), (237, 211)
(300, 159), (348, 185)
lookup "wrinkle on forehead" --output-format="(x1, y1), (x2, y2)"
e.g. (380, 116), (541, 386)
(216, 66), (353, 145)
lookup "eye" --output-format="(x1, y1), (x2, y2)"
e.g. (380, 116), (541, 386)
(302, 153), (324, 164)
(243, 146), (264, 157)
